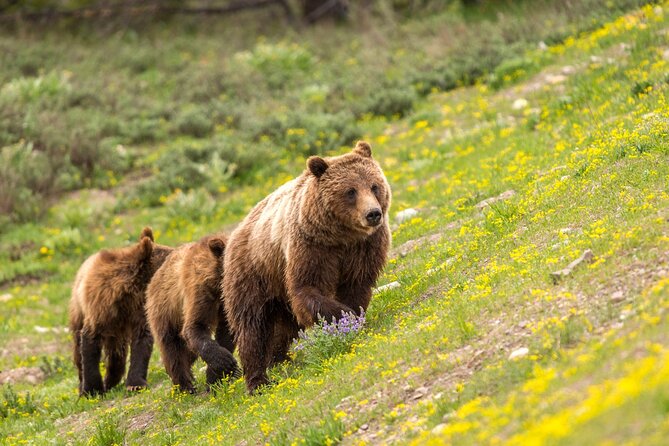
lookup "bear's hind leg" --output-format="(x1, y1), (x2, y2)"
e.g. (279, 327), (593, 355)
(160, 327), (197, 393)
(126, 322), (153, 391)
(103, 340), (128, 392)
(235, 306), (273, 394)
(215, 304), (236, 354)
(267, 304), (299, 367)
(80, 328), (104, 397)
(186, 324), (239, 388)
(72, 325), (83, 394)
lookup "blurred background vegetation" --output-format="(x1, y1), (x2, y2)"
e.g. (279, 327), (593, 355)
(0, 0), (653, 228)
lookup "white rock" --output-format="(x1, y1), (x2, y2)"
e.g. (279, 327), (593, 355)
(512, 98), (529, 110)
(431, 423), (447, 435)
(610, 291), (625, 303)
(0, 293), (12, 302)
(509, 347), (529, 360)
(538, 41), (548, 51)
(34, 326), (50, 334)
(395, 208), (419, 223)
(374, 281), (400, 294)
(546, 74), (567, 84)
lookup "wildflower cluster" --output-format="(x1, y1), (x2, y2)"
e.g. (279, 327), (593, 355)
(293, 310), (366, 369)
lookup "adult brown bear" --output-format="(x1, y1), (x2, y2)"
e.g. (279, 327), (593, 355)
(146, 234), (239, 393)
(223, 141), (391, 393)
(68, 228), (173, 396)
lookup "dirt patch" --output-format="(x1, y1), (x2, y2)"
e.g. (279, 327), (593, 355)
(0, 270), (53, 288)
(1, 337), (66, 360)
(127, 410), (155, 433)
(0, 367), (46, 385)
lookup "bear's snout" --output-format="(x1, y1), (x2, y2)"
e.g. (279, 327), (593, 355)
(365, 208), (382, 226)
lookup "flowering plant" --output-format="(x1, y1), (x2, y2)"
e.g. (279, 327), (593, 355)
(292, 309), (366, 370)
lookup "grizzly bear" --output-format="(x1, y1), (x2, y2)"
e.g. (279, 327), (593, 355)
(68, 227), (173, 396)
(223, 141), (391, 393)
(146, 234), (239, 393)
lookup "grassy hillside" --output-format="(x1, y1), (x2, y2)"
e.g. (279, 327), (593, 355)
(2, 1), (669, 445)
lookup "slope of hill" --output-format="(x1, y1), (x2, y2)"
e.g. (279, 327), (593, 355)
(2, 2), (669, 445)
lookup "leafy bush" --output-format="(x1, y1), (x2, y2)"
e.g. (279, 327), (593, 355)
(250, 111), (361, 156)
(236, 42), (315, 90)
(0, 143), (52, 223)
(173, 105), (215, 138)
(363, 85), (417, 118)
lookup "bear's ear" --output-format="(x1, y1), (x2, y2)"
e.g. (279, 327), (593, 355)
(140, 227), (154, 242)
(208, 238), (226, 258)
(138, 236), (154, 261)
(353, 141), (372, 158)
(307, 156), (329, 178)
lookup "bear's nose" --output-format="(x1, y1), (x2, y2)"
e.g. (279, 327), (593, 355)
(365, 209), (382, 226)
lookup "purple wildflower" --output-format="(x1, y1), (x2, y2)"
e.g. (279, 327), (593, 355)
(293, 309), (366, 353)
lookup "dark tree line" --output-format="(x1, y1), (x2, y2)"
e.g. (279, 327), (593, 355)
(0, 0), (351, 24)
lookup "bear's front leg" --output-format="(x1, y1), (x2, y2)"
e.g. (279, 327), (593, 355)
(125, 322), (153, 391)
(184, 322), (239, 388)
(336, 281), (373, 316)
(79, 329), (104, 397)
(286, 254), (353, 327)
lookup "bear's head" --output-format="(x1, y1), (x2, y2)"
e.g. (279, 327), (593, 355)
(307, 141), (391, 238)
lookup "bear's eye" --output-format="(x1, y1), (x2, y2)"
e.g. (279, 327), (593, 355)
(346, 188), (357, 200)
(371, 184), (379, 195)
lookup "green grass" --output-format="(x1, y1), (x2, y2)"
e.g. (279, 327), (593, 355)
(3, 1), (669, 445)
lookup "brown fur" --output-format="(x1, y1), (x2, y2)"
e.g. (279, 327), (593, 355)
(146, 234), (238, 393)
(223, 141), (391, 393)
(68, 227), (173, 396)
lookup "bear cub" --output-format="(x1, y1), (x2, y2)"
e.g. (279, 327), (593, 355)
(146, 234), (239, 393)
(223, 141), (391, 393)
(68, 227), (173, 396)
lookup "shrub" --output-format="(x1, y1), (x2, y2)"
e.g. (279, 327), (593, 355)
(363, 84), (417, 118)
(249, 111), (361, 156)
(173, 105), (214, 138)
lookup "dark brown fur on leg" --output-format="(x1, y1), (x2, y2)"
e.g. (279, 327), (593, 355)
(161, 327), (197, 393)
(267, 304), (299, 367)
(103, 341), (127, 392)
(236, 302), (272, 394)
(80, 330), (104, 396)
(214, 304), (235, 354)
(126, 323), (153, 391)
(185, 321), (239, 387)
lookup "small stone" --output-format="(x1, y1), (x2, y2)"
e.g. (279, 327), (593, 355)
(475, 190), (516, 210)
(34, 326), (50, 334)
(395, 208), (419, 223)
(512, 98), (529, 110)
(546, 74), (567, 84)
(610, 290), (625, 303)
(0, 293), (12, 302)
(538, 41), (548, 51)
(550, 249), (595, 283)
(561, 65), (576, 75)
(509, 347), (529, 360)
(442, 411), (456, 422)
(411, 387), (428, 400)
(374, 281), (400, 294)
(431, 423), (447, 435)
(360, 424), (369, 431)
